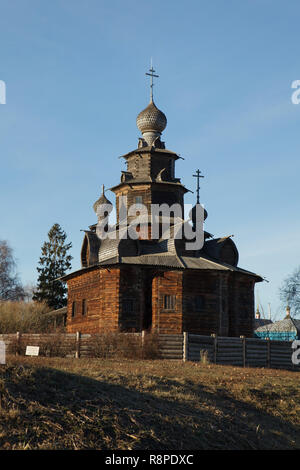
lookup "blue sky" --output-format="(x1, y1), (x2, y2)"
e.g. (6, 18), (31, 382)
(1, 0), (300, 319)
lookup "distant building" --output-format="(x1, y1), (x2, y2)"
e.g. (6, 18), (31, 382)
(254, 306), (273, 329)
(255, 306), (300, 341)
(44, 307), (67, 328)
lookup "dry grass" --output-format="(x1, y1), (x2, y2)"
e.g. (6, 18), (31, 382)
(0, 356), (299, 450)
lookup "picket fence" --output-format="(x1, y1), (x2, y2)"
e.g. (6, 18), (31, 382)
(0, 331), (299, 371)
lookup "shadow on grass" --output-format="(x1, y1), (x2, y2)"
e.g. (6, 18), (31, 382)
(0, 363), (299, 450)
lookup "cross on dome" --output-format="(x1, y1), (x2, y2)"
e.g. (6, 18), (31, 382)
(193, 170), (204, 204)
(145, 59), (159, 103)
(136, 62), (167, 147)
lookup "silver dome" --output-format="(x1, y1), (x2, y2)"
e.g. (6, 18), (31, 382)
(136, 100), (167, 135)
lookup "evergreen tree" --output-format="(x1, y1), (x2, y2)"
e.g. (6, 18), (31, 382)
(33, 224), (72, 309)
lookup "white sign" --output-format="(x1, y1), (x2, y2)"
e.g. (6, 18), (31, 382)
(25, 346), (40, 356)
(0, 341), (5, 364)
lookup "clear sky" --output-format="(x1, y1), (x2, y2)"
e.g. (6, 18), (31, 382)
(1, 0), (300, 320)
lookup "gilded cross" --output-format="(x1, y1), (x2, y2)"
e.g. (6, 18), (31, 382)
(193, 169), (204, 204)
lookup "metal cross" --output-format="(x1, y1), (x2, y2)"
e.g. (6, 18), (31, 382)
(146, 60), (159, 102)
(192, 169), (204, 204)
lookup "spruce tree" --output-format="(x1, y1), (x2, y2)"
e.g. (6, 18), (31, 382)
(33, 224), (72, 309)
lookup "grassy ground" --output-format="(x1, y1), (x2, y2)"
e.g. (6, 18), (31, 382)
(0, 355), (299, 450)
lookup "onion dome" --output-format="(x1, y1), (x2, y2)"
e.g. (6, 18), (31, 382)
(136, 99), (167, 146)
(137, 100), (167, 134)
(93, 185), (112, 215)
(190, 204), (208, 227)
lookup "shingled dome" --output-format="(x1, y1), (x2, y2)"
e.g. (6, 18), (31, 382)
(136, 100), (167, 135)
(93, 185), (112, 214)
(255, 316), (300, 341)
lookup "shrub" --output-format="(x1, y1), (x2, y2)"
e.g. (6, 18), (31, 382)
(89, 332), (160, 359)
(0, 301), (53, 333)
(142, 332), (160, 359)
(200, 349), (210, 365)
(7, 333), (75, 358)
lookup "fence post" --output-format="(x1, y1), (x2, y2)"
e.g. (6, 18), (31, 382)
(141, 330), (146, 358)
(183, 332), (188, 362)
(240, 336), (246, 367)
(16, 331), (20, 356)
(266, 338), (270, 368)
(75, 331), (81, 359)
(142, 330), (146, 347)
(211, 334), (217, 364)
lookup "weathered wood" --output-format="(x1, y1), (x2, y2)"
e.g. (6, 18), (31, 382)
(211, 334), (217, 364)
(183, 332), (188, 362)
(75, 331), (81, 359)
(0, 331), (298, 371)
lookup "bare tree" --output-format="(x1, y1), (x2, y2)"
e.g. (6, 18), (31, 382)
(23, 283), (37, 302)
(279, 266), (300, 317)
(0, 240), (25, 301)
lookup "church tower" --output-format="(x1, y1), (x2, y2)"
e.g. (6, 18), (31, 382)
(110, 65), (188, 238)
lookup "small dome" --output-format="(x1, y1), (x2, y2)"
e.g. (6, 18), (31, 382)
(136, 100), (167, 135)
(190, 204), (208, 226)
(93, 185), (112, 214)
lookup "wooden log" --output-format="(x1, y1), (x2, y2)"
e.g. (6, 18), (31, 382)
(218, 337), (242, 343)
(188, 334), (214, 340)
(160, 347), (183, 353)
(188, 337), (214, 345)
(75, 331), (81, 359)
(160, 340), (183, 347)
(183, 332), (188, 362)
(211, 334), (217, 364)
(160, 354), (183, 359)
(189, 344), (214, 351)
(217, 343), (243, 349)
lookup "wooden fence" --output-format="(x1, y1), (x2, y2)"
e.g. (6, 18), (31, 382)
(0, 332), (143, 359)
(185, 333), (300, 371)
(0, 332), (299, 371)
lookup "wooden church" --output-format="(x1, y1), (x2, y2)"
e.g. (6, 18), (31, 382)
(62, 68), (263, 337)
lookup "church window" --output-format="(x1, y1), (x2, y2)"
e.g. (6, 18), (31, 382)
(135, 196), (143, 205)
(72, 301), (76, 317)
(82, 299), (87, 316)
(164, 294), (176, 310)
